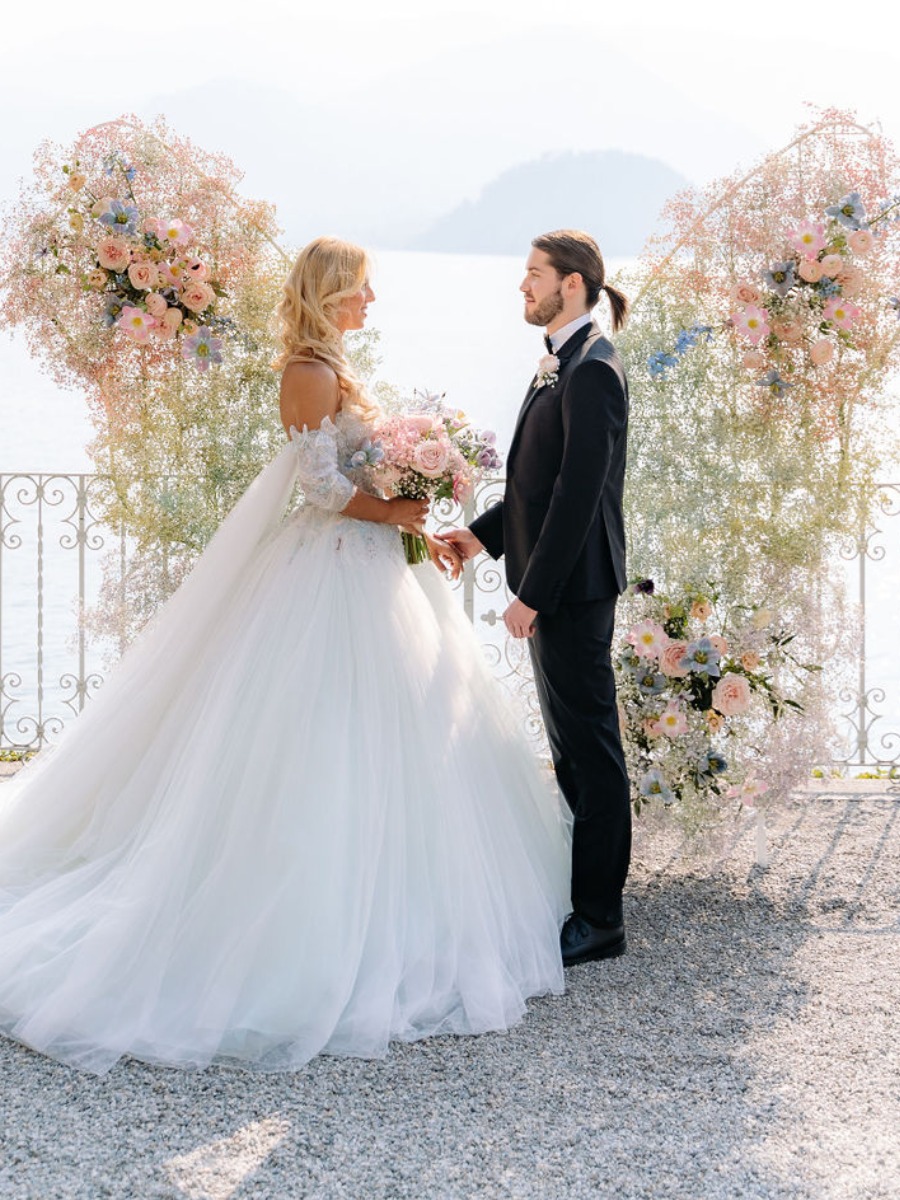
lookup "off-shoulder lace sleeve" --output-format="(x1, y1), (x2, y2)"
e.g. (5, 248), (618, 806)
(289, 419), (356, 513)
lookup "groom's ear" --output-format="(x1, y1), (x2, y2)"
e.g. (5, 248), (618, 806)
(563, 271), (585, 297)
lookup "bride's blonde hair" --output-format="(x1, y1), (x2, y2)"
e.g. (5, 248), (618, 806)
(273, 236), (379, 420)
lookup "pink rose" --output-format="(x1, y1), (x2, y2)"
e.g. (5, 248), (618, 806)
(85, 268), (108, 290)
(180, 281), (215, 313)
(729, 282), (761, 305)
(407, 415), (438, 434)
(705, 710), (725, 733)
(709, 635), (729, 656)
(91, 196), (116, 218)
(143, 218), (162, 237)
(97, 236), (131, 274)
(820, 253), (844, 277)
(144, 292), (168, 318)
(711, 672), (752, 717)
(185, 258), (210, 281)
(127, 261), (159, 290)
(809, 338), (834, 366)
(772, 320), (803, 344)
(659, 640), (689, 678)
(798, 259), (823, 283)
(742, 350), (765, 371)
(690, 599), (712, 621)
(68, 172), (86, 192)
(412, 440), (450, 478)
(740, 651), (761, 671)
(848, 230), (874, 255)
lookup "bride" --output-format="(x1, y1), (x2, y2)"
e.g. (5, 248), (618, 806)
(0, 236), (570, 1075)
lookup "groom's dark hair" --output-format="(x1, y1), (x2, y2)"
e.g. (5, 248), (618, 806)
(532, 229), (630, 332)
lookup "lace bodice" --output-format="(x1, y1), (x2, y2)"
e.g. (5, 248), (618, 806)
(289, 411), (382, 512)
(286, 411), (400, 563)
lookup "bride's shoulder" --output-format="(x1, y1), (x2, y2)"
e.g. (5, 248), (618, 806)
(280, 359), (341, 435)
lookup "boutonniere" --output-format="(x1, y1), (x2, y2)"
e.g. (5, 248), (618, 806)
(536, 353), (560, 389)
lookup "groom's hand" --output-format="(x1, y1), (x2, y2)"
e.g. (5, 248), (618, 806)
(504, 598), (538, 639)
(435, 528), (484, 561)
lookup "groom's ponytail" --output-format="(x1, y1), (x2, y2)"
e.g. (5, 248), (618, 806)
(532, 230), (630, 333)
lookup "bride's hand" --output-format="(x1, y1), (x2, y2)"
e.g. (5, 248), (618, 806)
(385, 496), (429, 534)
(425, 532), (464, 579)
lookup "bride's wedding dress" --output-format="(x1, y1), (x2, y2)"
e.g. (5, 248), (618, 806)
(0, 410), (570, 1074)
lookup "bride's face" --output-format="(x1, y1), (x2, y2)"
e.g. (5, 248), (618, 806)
(335, 280), (375, 332)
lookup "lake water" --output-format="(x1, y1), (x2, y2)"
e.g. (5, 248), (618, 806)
(2, 249), (899, 762)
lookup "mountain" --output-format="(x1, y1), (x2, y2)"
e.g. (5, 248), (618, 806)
(411, 150), (690, 256)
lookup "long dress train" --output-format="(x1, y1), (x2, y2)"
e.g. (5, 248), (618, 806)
(0, 410), (570, 1074)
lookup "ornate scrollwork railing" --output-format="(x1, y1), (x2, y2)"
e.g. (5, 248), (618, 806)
(1, 472), (899, 767)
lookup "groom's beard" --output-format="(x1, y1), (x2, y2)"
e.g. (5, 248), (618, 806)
(524, 287), (564, 327)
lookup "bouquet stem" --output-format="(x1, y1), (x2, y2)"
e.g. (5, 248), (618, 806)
(401, 532), (430, 565)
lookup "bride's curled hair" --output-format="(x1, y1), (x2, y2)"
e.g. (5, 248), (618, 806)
(274, 236), (379, 420)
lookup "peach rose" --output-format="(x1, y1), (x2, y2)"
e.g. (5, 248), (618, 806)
(690, 599), (712, 621)
(659, 640), (689, 678)
(143, 218), (162, 237)
(180, 281), (215, 313)
(820, 253), (843, 277)
(705, 710), (725, 733)
(127, 261), (159, 290)
(742, 350), (765, 370)
(740, 651), (761, 671)
(183, 318), (198, 336)
(69, 212), (84, 234)
(772, 320), (802, 344)
(154, 321), (177, 340)
(85, 268), (108, 290)
(711, 672), (752, 717)
(67, 172), (86, 191)
(729, 282), (760, 305)
(97, 236), (131, 274)
(848, 229), (874, 255)
(810, 338), (834, 366)
(709, 635), (729, 657)
(798, 259), (823, 283)
(91, 196), (116, 218)
(144, 292), (168, 318)
(161, 307), (184, 332)
(642, 718), (661, 739)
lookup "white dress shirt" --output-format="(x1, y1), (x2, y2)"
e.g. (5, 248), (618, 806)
(548, 311), (593, 354)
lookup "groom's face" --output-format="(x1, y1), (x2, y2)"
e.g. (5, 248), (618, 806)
(521, 249), (564, 328)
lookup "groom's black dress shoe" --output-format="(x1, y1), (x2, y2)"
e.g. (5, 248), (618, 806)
(560, 914), (626, 966)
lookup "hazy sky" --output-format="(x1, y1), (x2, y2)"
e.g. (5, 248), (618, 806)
(3, 0), (899, 237)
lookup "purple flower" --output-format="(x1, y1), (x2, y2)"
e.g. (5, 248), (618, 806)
(826, 192), (867, 231)
(632, 578), (655, 595)
(99, 200), (140, 237)
(181, 326), (223, 372)
(756, 370), (793, 398)
(762, 261), (796, 297)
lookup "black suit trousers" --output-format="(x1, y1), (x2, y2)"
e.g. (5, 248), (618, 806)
(528, 595), (631, 927)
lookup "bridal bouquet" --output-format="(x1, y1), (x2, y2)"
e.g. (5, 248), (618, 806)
(616, 580), (814, 829)
(42, 153), (226, 368)
(372, 391), (503, 564)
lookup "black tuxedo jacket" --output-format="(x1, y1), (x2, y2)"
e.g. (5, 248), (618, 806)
(470, 321), (628, 614)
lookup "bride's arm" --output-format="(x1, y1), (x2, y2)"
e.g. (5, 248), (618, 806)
(279, 362), (427, 531)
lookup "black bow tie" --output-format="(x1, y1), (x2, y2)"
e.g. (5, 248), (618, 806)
(543, 334), (554, 353)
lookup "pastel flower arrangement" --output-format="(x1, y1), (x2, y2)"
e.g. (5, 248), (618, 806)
(372, 390), (503, 563)
(616, 580), (811, 824)
(55, 156), (225, 369)
(535, 353), (560, 388)
(647, 188), (900, 403)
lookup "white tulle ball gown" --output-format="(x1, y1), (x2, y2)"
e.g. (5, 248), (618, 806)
(0, 411), (570, 1075)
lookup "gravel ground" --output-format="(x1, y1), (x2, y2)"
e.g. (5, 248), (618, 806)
(0, 784), (898, 1200)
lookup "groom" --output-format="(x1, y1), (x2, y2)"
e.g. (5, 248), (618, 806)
(440, 229), (632, 965)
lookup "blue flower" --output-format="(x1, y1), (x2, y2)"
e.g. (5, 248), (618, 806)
(618, 647), (642, 674)
(102, 294), (125, 327)
(756, 370), (794, 398)
(889, 297), (900, 318)
(699, 751), (728, 777)
(346, 439), (384, 469)
(636, 668), (667, 696)
(124, 165), (137, 182)
(826, 192), (867, 231)
(639, 768), (674, 805)
(681, 637), (721, 679)
(99, 200), (140, 237)
(816, 277), (841, 299)
(648, 351), (679, 378)
(762, 261), (796, 297)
